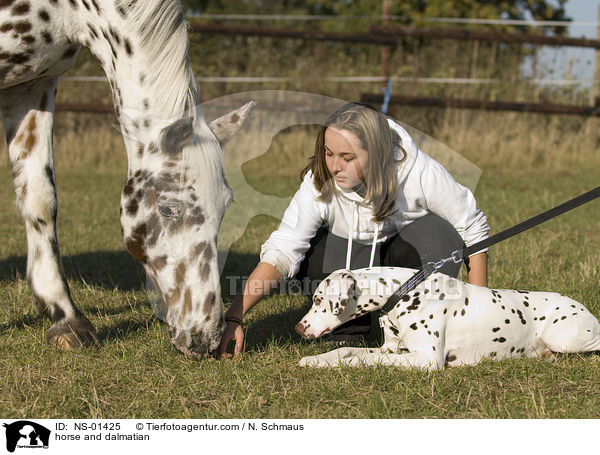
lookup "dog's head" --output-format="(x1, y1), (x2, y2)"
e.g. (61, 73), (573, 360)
(295, 269), (359, 339)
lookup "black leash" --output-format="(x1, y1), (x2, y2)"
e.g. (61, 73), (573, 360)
(380, 185), (600, 314)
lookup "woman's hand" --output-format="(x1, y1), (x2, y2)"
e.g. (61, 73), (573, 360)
(218, 320), (244, 358)
(216, 262), (283, 358)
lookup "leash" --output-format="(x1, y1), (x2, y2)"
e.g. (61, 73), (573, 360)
(380, 185), (600, 314)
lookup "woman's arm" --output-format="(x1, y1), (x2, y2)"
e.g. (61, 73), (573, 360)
(217, 262), (283, 357)
(466, 252), (487, 287)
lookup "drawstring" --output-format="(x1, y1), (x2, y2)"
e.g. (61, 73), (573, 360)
(345, 202), (380, 269)
(345, 202), (356, 270)
(369, 223), (379, 268)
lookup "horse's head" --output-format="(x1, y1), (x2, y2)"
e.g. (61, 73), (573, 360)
(119, 102), (254, 357)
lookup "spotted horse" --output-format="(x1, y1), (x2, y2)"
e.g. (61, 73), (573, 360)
(0, 0), (255, 357)
(295, 267), (600, 369)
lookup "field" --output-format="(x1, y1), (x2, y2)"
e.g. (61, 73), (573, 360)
(1, 96), (600, 419)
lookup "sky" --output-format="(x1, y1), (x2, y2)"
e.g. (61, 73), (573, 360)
(536, 0), (600, 85)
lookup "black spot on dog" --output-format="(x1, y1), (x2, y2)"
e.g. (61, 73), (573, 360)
(410, 322), (418, 331)
(492, 327), (500, 332)
(439, 293), (445, 300)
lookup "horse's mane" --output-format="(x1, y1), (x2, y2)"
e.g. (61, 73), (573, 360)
(117, 0), (198, 120)
(117, 0), (226, 199)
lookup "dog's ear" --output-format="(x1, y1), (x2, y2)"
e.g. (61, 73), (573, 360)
(332, 271), (357, 315)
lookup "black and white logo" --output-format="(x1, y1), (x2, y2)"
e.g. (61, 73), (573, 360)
(3, 421), (50, 453)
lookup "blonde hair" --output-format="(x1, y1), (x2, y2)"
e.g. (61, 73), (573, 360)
(302, 103), (405, 222)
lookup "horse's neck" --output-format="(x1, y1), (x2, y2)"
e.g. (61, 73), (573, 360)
(69, 0), (203, 170)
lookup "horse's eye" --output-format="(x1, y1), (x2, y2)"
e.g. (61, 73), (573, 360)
(158, 202), (184, 220)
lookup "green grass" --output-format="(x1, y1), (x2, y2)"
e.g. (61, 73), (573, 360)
(1, 113), (600, 419)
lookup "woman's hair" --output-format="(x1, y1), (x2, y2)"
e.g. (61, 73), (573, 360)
(301, 103), (405, 222)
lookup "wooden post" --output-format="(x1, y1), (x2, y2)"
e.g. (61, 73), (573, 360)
(380, 0), (394, 88)
(593, 3), (600, 106)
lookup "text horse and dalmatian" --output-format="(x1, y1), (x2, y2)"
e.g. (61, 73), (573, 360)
(0, 0), (254, 356)
(295, 267), (600, 369)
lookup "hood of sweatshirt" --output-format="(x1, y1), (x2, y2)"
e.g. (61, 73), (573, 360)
(330, 119), (419, 268)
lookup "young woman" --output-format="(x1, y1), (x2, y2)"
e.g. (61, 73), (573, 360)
(218, 103), (489, 357)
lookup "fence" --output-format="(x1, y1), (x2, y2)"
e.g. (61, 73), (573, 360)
(54, 18), (600, 116)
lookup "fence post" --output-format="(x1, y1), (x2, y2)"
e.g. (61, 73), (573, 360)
(593, 3), (600, 106)
(380, 0), (394, 102)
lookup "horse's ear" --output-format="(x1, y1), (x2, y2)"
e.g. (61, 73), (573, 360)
(209, 101), (256, 146)
(160, 117), (194, 155)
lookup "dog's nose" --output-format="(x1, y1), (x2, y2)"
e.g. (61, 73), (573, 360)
(294, 323), (307, 338)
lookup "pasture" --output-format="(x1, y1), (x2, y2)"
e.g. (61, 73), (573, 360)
(1, 102), (600, 419)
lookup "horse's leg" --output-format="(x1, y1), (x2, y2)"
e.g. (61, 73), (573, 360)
(0, 78), (99, 348)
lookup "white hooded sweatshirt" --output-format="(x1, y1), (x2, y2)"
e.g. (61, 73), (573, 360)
(260, 119), (489, 278)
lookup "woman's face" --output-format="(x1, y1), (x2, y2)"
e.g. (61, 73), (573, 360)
(324, 127), (369, 190)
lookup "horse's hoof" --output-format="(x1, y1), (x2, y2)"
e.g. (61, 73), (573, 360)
(47, 316), (100, 349)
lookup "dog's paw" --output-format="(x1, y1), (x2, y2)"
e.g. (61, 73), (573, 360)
(298, 355), (331, 368)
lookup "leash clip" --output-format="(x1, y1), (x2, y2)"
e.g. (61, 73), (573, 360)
(427, 250), (463, 273)
(450, 249), (463, 264)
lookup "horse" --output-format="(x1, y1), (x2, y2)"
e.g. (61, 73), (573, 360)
(0, 0), (253, 357)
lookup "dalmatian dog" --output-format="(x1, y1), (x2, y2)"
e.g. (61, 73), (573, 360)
(294, 267), (600, 369)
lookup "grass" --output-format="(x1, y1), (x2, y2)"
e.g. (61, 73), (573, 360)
(1, 106), (600, 419)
